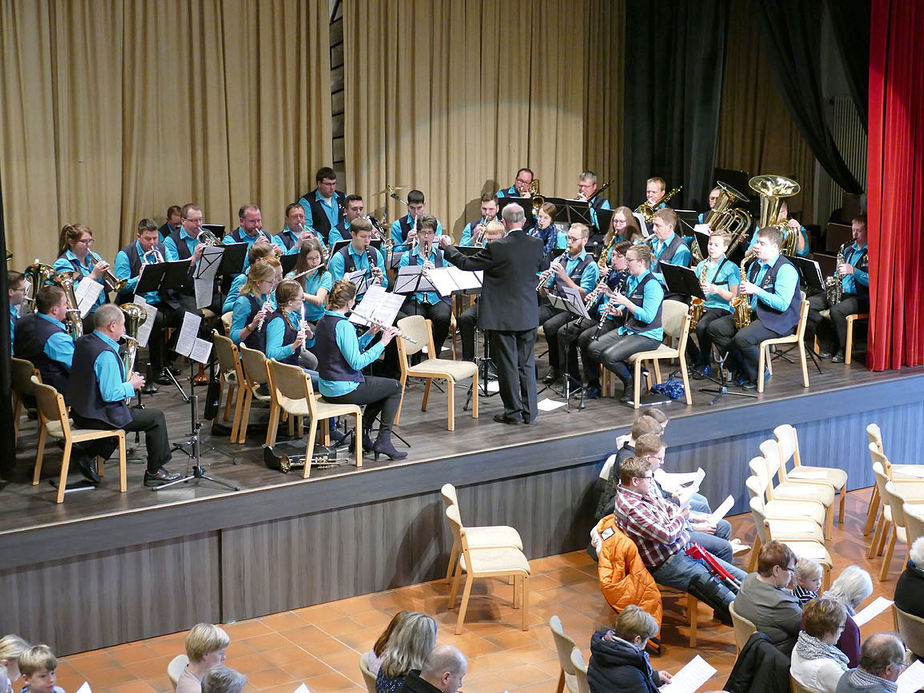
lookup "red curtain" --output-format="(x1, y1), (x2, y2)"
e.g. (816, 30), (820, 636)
(867, 0), (924, 370)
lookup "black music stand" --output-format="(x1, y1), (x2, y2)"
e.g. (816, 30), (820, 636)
(218, 242), (248, 277)
(135, 260), (192, 382)
(545, 197), (593, 226)
(546, 287), (591, 413)
(280, 252), (298, 275)
(497, 197), (536, 229)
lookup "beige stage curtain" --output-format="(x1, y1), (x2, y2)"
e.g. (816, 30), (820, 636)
(343, 0), (590, 238)
(0, 0), (330, 267)
(717, 0), (815, 223)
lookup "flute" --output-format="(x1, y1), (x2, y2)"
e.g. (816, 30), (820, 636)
(369, 318), (418, 344)
(256, 298), (273, 331)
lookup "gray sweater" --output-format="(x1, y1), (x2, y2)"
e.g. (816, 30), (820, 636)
(732, 573), (803, 655)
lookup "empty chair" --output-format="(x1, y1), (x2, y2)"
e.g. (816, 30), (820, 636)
(759, 517), (833, 591)
(570, 647), (589, 693)
(904, 503), (924, 550)
(236, 343), (273, 444)
(893, 605), (924, 660)
(773, 424), (848, 524)
(549, 616), (581, 693)
(879, 481), (924, 581)
(728, 601), (757, 653)
(626, 300), (692, 408)
(747, 486), (825, 573)
(751, 450), (836, 537)
(864, 424), (924, 537)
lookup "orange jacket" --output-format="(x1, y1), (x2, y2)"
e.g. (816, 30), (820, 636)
(595, 515), (663, 628)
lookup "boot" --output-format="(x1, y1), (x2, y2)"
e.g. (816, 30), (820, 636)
(619, 376), (635, 404)
(373, 431), (408, 461)
(362, 429), (375, 453)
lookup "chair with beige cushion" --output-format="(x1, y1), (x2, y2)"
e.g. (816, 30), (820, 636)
(757, 299), (811, 393)
(11, 356), (38, 445)
(358, 652), (377, 693)
(878, 480), (924, 581)
(211, 331), (245, 442)
(756, 512), (833, 590)
(626, 299), (692, 408)
(893, 605), (924, 660)
(865, 424), (924, 536)
(166, 654), (188, 690)
(773, 424), (848, 525)
(729, 601), (757, 653)
(395, 316), (478, 431)
(752, 446), (836, 537)
(549, 615), (581, 693)
(746, 479), (826, 573)
(236, 343), (274, 445)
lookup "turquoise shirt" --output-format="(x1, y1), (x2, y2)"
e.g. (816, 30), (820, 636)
(650, 232), (692, 287)
(230, 292), (276, 344)
(294, 269), (333, 322)
(618, 271), (664, 341)
(114, 241), (162, 305)
(328, 245), (388, 292)
(398, 246), (445, 305)
(389, 214), (444, 252)
(841, 243), (869, 295)
(53, 250), (106, 311)
(38, 313), (75, 367)
(694, 257), (740, 312)
(300, 190), (340, 233)
(748, 255), (799, 312)
(164, 228), (200, 262)
(747, 224), (810, 257)
(93, 331), (135, 401)
(318, 310), (384, 398)
(265, 310), (316, 360)
(545, 250), (600, 294)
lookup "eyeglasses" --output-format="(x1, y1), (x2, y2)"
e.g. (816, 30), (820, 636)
(76, 238), (94, 245)
(646, 454), (665, 461)
(635, 474), (654, 480)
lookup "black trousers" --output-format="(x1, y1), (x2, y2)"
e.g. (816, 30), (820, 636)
(489, 328), (538, 422)
(323, 376), (402, 433)
(458, 303), (480, 362)
(557, 317), (597, 383)
(588, 332), (661, 383)
(74, 408), (172, 475)
(707, 314), (778, 381)
(398, 299), (452, 355)
(581, 320), (619, 385)
(807, 292), (869, 352)
(688, 307), (731, 368)
(539, 304), (577, 374)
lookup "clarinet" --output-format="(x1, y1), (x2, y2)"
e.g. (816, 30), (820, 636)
(592, 273), (629, 340)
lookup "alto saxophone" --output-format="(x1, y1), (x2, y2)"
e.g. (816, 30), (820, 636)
(825, 244), (846, 306)
(689, 262), (708, 329)
(732, 253), (754, 330)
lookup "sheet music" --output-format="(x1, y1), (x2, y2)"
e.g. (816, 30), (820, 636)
(898, 659), (924, 693)
(75, 278), (103, 317)
(194, 245), (224, 309)
(190, 338), (213, 365)
(346, 269), (374, 295)
(707, 495), (735, 525)
(559, 284), (590, 318)
(174, 311), (201, 358)
(852, 596), (893, 627)
(292, 684), (311, 693)
(659, 655), (717, 693)
(75, 682), (92, 693)
(132, 296), (158, 349)
(348, 285), (405, 328)
(537, 398), (566, 412)
(446, 265), (483, 290)
(395, 265), (437, 294)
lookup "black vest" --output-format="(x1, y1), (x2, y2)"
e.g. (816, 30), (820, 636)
(314, 313), (364, 384)
(748, 255), (801, 336)
(69, 332), (132, 427)
(397, 216), (414, 245)
(338, 245), (379, 275)
(13, 314), (71, 395)
(303, 191), (346, 245)
(624, 273), (663, 335)
(240, 294), (268, 352)
(167, 229), (193, 260)
(652, 234), (687, 273)
(276, 228), (298, 251)
(409, 249), (451, 305)
(553, 254), (595, 297)
(117, 241), (167, 302)
(273, 310), (301, 366)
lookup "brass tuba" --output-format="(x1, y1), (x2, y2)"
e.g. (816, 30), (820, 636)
(705, 181), (753, 252)
(748, 174), (801, 255)
(120, 303), (147, 376)
(23, 260), (57, 308)
(53, 270), (84, 339)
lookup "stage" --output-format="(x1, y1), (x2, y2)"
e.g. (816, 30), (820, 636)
(2, 345), (923, 655)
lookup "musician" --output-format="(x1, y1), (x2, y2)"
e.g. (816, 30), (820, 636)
(298, 166), (347, 246)
(328, 217), (388, 298)
(68, 304), (180, 487)
(157, 205), (182, 243)
(496, 168), (534, 198)
(8, 271), (26, 353)
(645, 177), (668, 212)
(577, 170), (611, 245)
(588, 244), (665, 403)
(603, 206), (644, 258)
(535, 202), (567, 259)
(697, 187), (722, 224)
(222, 242), (277, 314)
(807, 214), (868, 362)
(273, 203), (318, 256)
(539, 223), (600, 384)
(222, 204), (277, 274)
(14, 286), (73, 394)
(289, 238), (332, 324)
(557, 240), (631, 399)
(648, 208), (692, 290)
(389, 189), (443, 253)
(707, 227), (800, 390)
(440, 204), (545, 425)
(53, 223), (110, 330)
(164, 203), (207, 265)
(459, 193), (499, 247)
(397, 215), (452, 353)
(745, 201), (810, 257)
(230, 261), (278, 350)
(457, 221), (506, 362)
(332, 194), (367, 246)
(313, 280), (406, 460)
(264, 279), (318, 371)
(689, 231), (740, 377)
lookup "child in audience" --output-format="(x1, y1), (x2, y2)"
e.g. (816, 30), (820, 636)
(0, 634), (30, 693)
(641, 406), (668, 433)
(176, 623), (231, 693)
(18, 644), (64, 693)
(793, 557), (823, 605)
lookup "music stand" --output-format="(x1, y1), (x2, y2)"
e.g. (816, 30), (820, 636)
(280, 252), (298, 275)
(216, 243), (247, 277)
(543, 286), (589, 412)
(202, 223), (226, 237)
(497, 197), (536, 229)
(544, 197), (593, 226)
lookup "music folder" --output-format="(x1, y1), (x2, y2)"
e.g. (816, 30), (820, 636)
(661, 263), (706, 300)
(791, 256), (826, 292)
(280, 252), (298, 275)
(134, 260), (192, 294)
(217, 242), (248, 276)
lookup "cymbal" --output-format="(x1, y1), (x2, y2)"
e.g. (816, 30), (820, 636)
(374, 185), (407, 196)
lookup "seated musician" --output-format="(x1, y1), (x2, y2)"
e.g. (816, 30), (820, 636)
(458, 221), (506, 362)
(648, 208), (692, 290)
(389, 189), (443, 253)
(641, 177), (668, 235)
(68, 304), (180, 487)
(707, 227), (800, 390)
(698, 186), (722, 224)
(328, 217), (388, 296)
(8, 271), (26, 353)
(223, 204), (277, 275)
(53, 223), (110, 332)
(745, 201), (810, 257)
(576, 170), (611, 248)
(289, 238), (332, 329)
(496, 167), (534, 198)
(613, 456), (744, 625)
(163, 203), (209, 317)
(158, 204), (182, 243)
(397, 215), (452, 354)
(230, 261), (279, 350)
(587, 244), (664, 403)
(313, 280), (406, 461)
(807, 214), (868, 362)
(539, 223), (600, 385)
(558, 240), (631, 399)
(535, 202), (566, 260)
(222, 242), (277, 314)
(264, 279), (318, 372)
(335, 194), (369, 246)
(14, 286), (74, 396)
(459, 193), (500, 247)
(273, 203), (319, 256)
(298, 166), (347, 247)
(688, 230), (740, 378)
(606, 206), (644, 249)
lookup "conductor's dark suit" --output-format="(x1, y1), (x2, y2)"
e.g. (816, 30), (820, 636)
(442, 228), (544, 422)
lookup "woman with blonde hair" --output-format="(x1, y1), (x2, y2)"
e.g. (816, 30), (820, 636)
(229, 261), (279, 349)
(375, 612), (437, 693)
(0, 634), (30, 693)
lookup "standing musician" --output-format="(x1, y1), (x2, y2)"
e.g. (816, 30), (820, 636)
(157, 205), (183, 243)
(229, 261), (278, 350)
(289, 237), (332, 326)
(459, 193), (500, 247)
(538, 223), (600, 384)
(440, 204), (545, 425)
(328, 217), (387, 298)
(807, 214), (868, 362)
(298, 166), (347, 247)
(397, 215), (452, 354)
(222, 242), (277, 314)
(264, 279), (318, 372)
(648, 208), (692, 291)
(313, 280), (407, 460)
(389, 189), (443, 253)
(457, 221), (506, 362)
(688, 231), (740, 378)
(588, 244), (665, 403)
(496, 168), (534, 198)
(273, 203), (319, 256)
(558, 240), (632, 399)
(222, 204), (278, 274)
(576, 170), (611, 246)
(535, 202), (567, 259)
(333, 193), (368, 246)
(68, 304), (180, 487)
(53, 223), (110, 331)
(707, 227), (800, 390)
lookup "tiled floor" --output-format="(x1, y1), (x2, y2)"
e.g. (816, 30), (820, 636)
(44, 487), (900, 692)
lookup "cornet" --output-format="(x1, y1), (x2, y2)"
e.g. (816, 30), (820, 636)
(88, 255), (127, 293)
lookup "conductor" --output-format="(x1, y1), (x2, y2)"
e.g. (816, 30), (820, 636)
(440, 204), (544, 425)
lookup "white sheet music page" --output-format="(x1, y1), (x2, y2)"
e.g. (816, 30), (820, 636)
(659, 654), (717, 693)
(75, 277), (103, 317)
(707, 495), (735, 525)
(131, 296), (158, 348)
(190, 338), (213, 365)
(174, 311), (201, 358)
(897, 659), (924, 693)
(852, 596), (893, 627)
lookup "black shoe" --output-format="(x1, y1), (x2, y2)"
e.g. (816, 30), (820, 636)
(521, 413), (536, 425)
(74, 454), (101, 485)
(542, 370), (560, 384)
(619, 380), (635, 404)
(584, 384), (602, 400)
(373, 432), (408, 461)
(740, 380), (758, 391)
(818, 350), (833, 360)
(142, 382), (159, 395)
(155, 373), (174, 386)
(493, 413), (522, 425)
(362, 431), (375, 452)
(831, 350), (846, 363)
(144, 467), (182, 487)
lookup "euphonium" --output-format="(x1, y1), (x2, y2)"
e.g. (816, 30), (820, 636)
(748, 174), (801, 256)
(825, 244), (847, 306)
(704, 181), (752, 251)
(120, 302), (147, 375)
(635, 185), (683, 223)
(689, 262), (708, 329)
(53, 270), (84, 339)
(197, 228), (221, 245)
(732, 253), (755, 330)
(88, 255), (127, 293)
(23, 260), (57, 307)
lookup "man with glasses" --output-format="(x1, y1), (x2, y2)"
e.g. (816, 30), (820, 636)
(733, 540), (804, 655)
(613, 456), (745, 625)
(497, 167), (535, 199)
(837, 633), (907, 693)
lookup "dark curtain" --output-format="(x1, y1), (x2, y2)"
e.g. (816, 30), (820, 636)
(622, 0), (727, 211)
(0, 171), (13, 478)
(867, 0), (924, 370)
(751, 0), (863, 194)
(824, 0), (871, 129)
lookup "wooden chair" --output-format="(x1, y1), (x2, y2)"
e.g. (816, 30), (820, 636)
(656, 585), (699, 647)
(549, 615), (581, 693)
(220, 311), (233, 333)
(446, 504), (530, 634)
(753, 444), (836, 537)
(757, 299), (810, 393)
(893, 605), (924, 660)
(747, 491), (826, 572)
(266, 360), (362, 477)
(236, 344), (274, 444)
(817, 310), (867, 365)
(166, 654), (188, 689)
(878, 481), (924, 581)
(728, 600), (758, 653)
(790, 675), (819, 693)
(626, 300), (692, 408)
(569, 647), (589, 693)
(358, 652), (377, 693)
(903, 502), (924, 553)
(11, 356), (38, 445)
(211, 331), (245, 442)
(867, 452), (924, 559)
(395, 315), (478, 431)
(760, 517), (833, 591)
(440, 483), (523, 582)
(32, 378), (126, 504)
(773, 423), (848, 525)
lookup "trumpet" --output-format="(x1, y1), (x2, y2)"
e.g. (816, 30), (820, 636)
(88, 255), (127, 293)
(368, 318), (417, 344)
(472, 222), (487, 247)
(536, 252), (566, 291)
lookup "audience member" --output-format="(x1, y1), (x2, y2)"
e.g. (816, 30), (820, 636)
(835, 633), (906, 693)
(791, 598), (850, 693)
(793, 558), (823, 606)
(894, 536), (924, 621)
(176, 623), (231, 693)
(0, 634), (29, 693)
(397, 644), (467, 693)
(199, 665), (246, 693)
(587, 605), (673, 693)
(18, 644), (63, 693)
(376, 612), (437, 693)
(733, 540), (803, 654)
(593, 416), (663, 523)
(826, 566), (874, 668)
(363, 611), (410, 676)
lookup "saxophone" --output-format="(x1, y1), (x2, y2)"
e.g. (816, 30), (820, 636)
(732, 254), (754, 330)
(825, 244), (846, 306)
(689, 262), (708, 329)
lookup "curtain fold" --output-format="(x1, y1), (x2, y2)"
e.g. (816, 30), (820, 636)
(824, 0), (870, 129)
(867, 0), (924, 370)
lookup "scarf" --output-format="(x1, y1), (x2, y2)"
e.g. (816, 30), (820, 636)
(795, 630), (850, 666)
